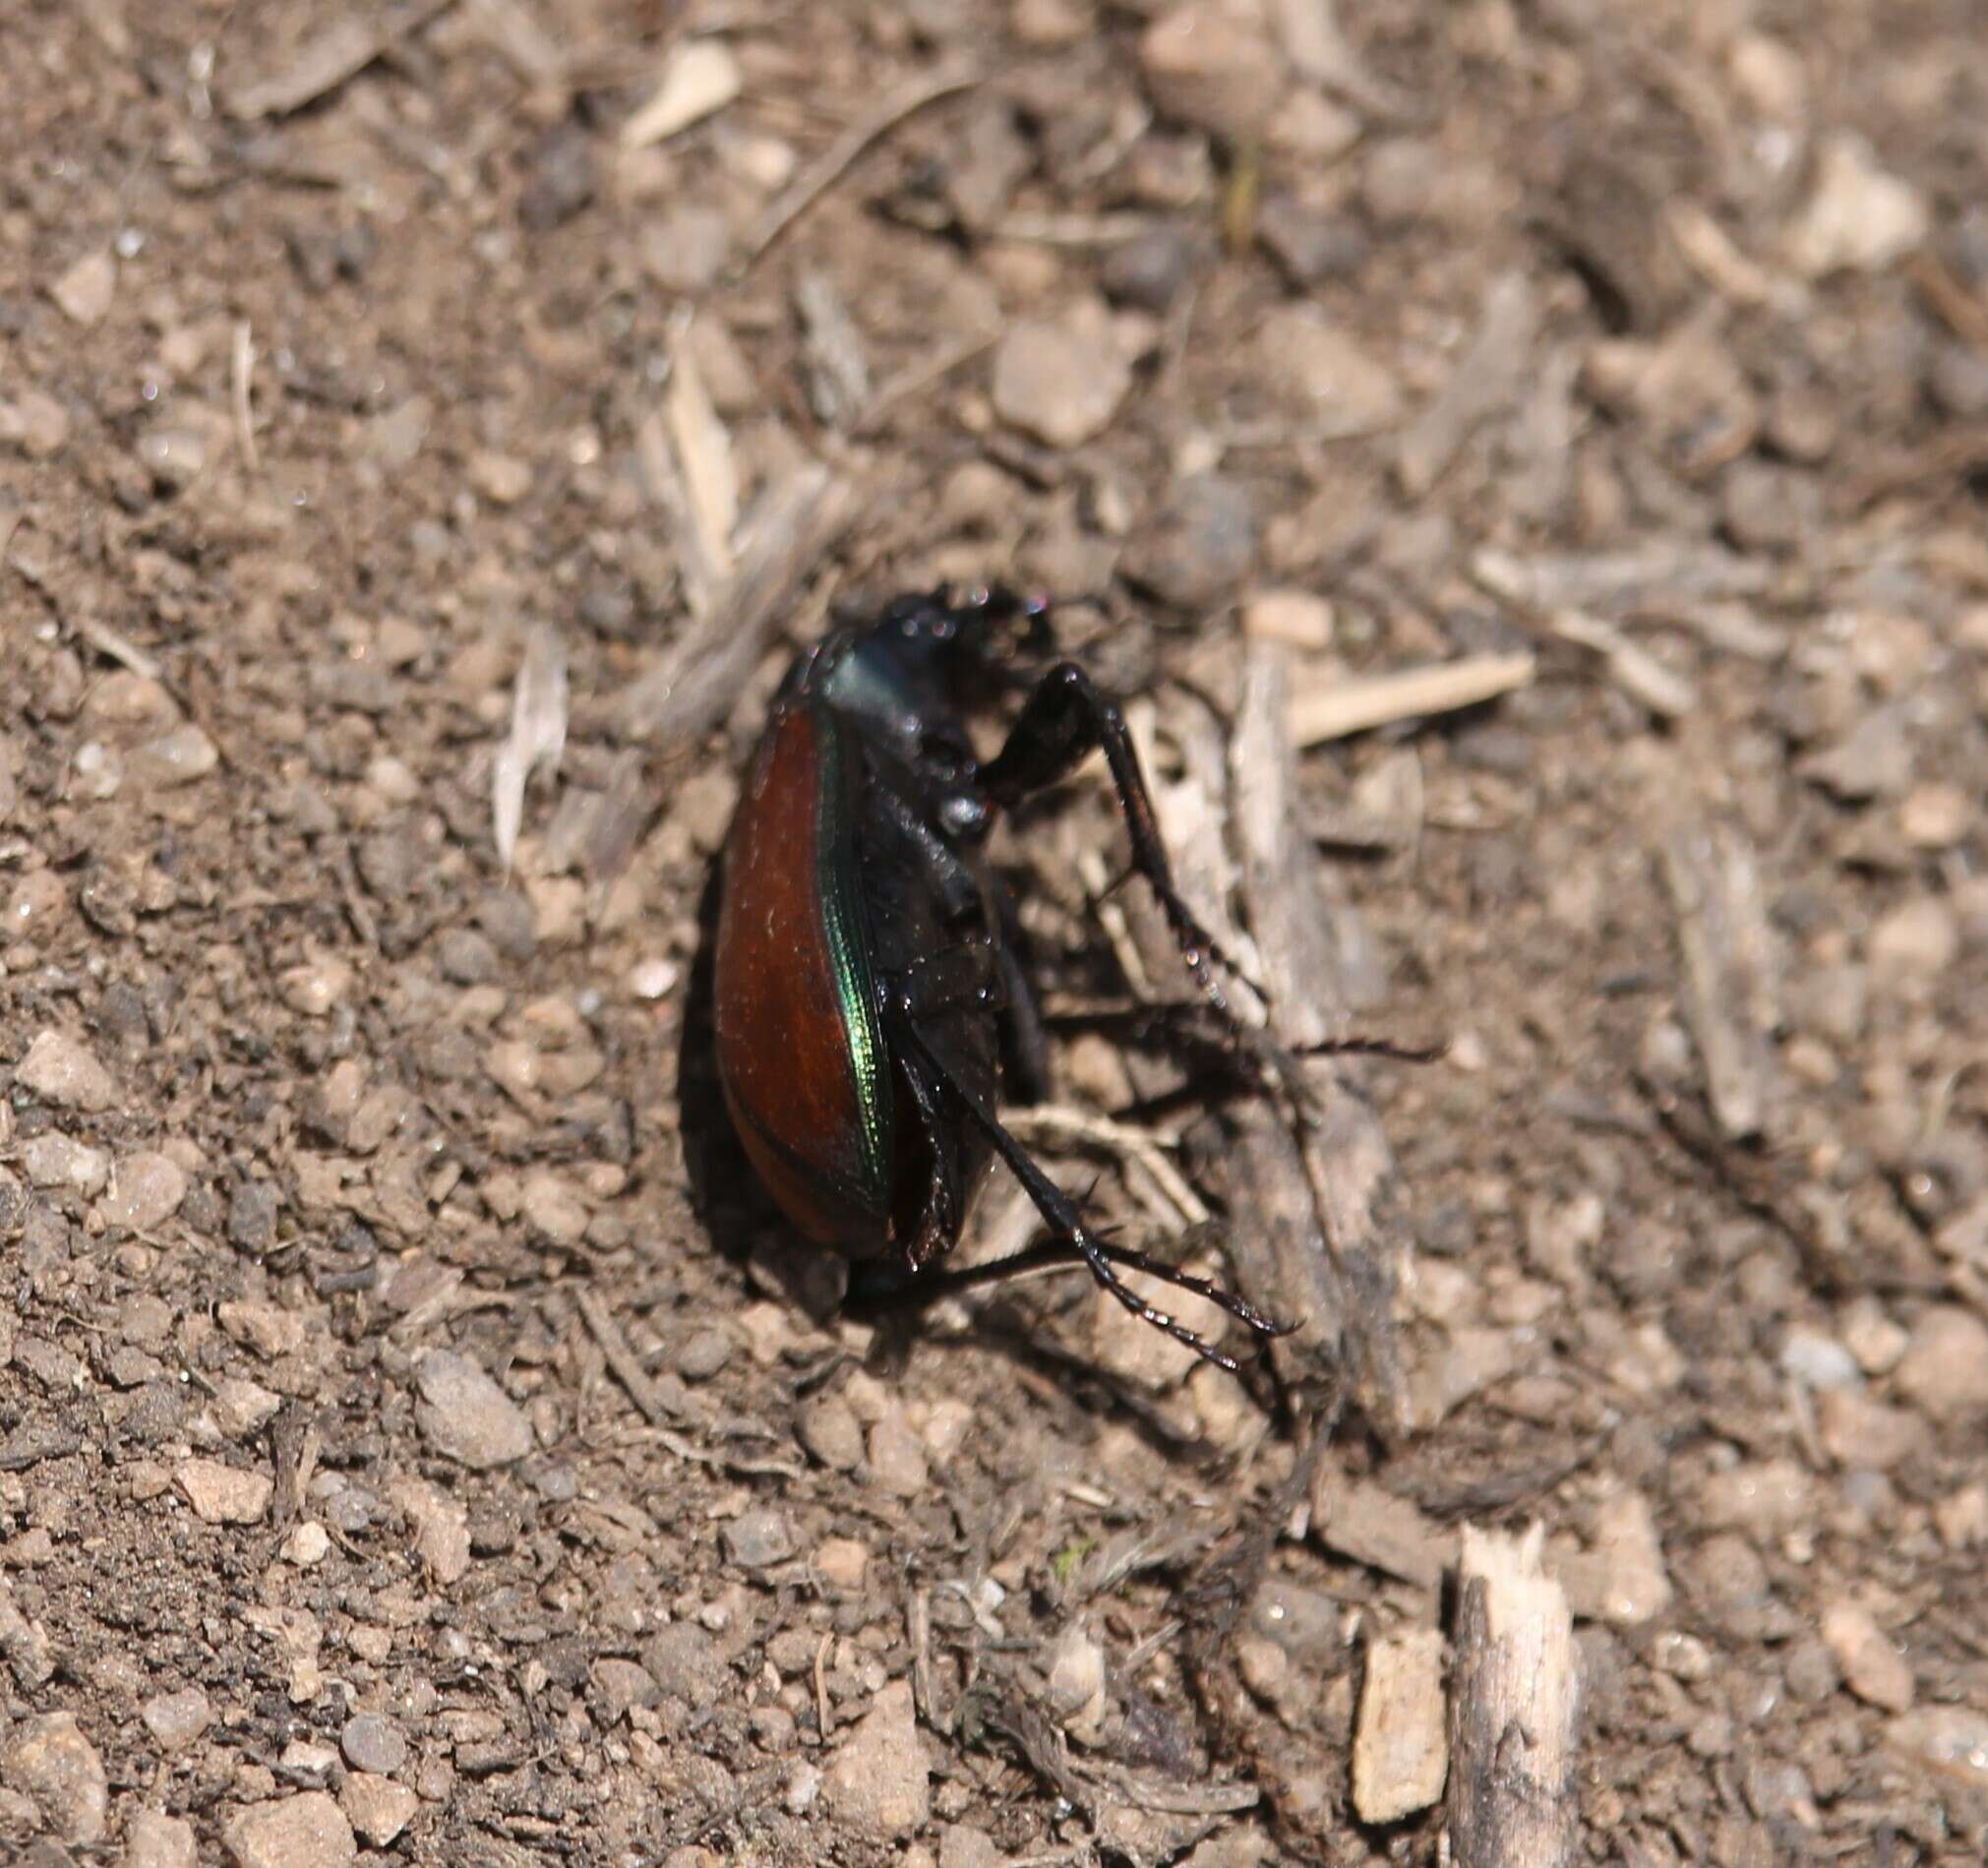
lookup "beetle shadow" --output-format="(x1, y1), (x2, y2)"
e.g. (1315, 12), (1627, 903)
(676, 867), (851, 1327)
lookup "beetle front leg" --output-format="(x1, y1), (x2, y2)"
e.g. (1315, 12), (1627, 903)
(977, 662), (1249, 1019)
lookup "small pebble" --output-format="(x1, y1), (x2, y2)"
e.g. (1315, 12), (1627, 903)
(15, 1029), (116, 1113)
(2, 1711), (108, 1844)
(468, 451), (534, 506)
(211, 1377), (282, 1439)
(1821, 1599), (1914, 1712)
(814, 1537), (871, 1591)
(126, 1808), (198, 1868)
(520, 1170), (589, 1247)
(415, 1350), (534, 1469)
(126, 724), (218, 789)
(137, 426), (209, 493)
(1898, 781), (1968, 849)
(1257, 305), (1402, 434)
(7, 388), (71, 458)
(1817, 1388), (1927, 1471)
(23, 1132), (110, 1195)
(1892, 1306), (1988, 1420)
(1778, 1327), (1859, 1392)
(822, 1679), (930, 1841)
(50, 249), (116, 327)
(279, 958), (355, 1017)
(1138, 0), (1283, 142)
(797, 1394), (865, 1471)
(1120, 473), (1255, 611)
(339, 1775), (417, 1848)
(991, 298), (1132, 449)
(1867, 898), (1958, 992)
(97, 1151), (189, 1232)
(722, 1508), (795, 1570)
(223, 1789), (357, 1868)
(864, 1412), (931, 1500)
(143, 1687), (213, 1753)
(217, 1297), (302, 1356)
(1699, 1459), (1815, 1535)
(5, 869), (67, 940)
(340, 1712), (407, 1776)
(284, 1522), (331, 1567)
(174, 1459), (273, 1525)
(676, 1326), (734, 1382)
(1887, 1707), (1988, 1790)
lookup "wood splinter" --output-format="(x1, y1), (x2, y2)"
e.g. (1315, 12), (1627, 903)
(1447, 1524), (1582, 1868)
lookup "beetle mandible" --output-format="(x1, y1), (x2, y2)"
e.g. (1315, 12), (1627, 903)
(711, 585), (1288, 1370)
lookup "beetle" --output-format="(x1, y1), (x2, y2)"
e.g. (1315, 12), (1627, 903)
(711, 585), (1289, 1370)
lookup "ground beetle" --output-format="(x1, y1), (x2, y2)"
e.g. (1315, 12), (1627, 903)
(712, 586), (1289, 1370)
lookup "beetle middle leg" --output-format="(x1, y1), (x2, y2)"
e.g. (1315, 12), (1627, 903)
(977, 662), (1251, 1019)
(891, 1016), (1291, 1371)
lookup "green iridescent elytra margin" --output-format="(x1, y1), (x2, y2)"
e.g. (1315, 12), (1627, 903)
(813, 708), (893, 1203)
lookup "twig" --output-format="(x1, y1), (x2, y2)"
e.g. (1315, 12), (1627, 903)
(852, 329), (998, 437)
(1287, 653), (1536, 748)
(574, 1287), (673, 1427)
(1447, 1524), (1581, 1868)
(1002, 1105), (1210, 1229)
(223, 0), (457, 120)
(1548, 610), (1697, 719)
(734, 61), (980, 276)
(813, 1632), (834, 1741)
(231, 319), (260, 473)
(614, 462), (854, 746)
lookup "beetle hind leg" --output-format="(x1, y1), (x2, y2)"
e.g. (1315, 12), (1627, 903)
(893, 1015), (1289, 1372)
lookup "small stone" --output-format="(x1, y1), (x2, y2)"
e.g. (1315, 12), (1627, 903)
(1898, 781), (1968, 849)
(125, 724), (218, 789)
(676, 1326), (733, 1381)
(1888, 1707), (1988, 1791)
(991, 298), (1133, 449)
(1821, 1599), (1914, 1712)
(126, 1807), (198, 1868)
(279, 958), (355, 1017)
(1045, 1622), (1108, 1741)
(9, 389), (71, 458)
(722, 1508), (795, 1570)
(519, 120), (596, 230)
(50, 249), (116, 327)
(938, 1827), (1001, 1868)
(823, 1678), (930, 1841)
(1868, 898), (1958, 993)
(227, 1182), (283, 1254)
(1817, 1388), (1928, 1471)
(1101, 225), (1196, 312)
(1120, 473), (1255, 612)
(468, 451), (534, 506)
(415, 1350), (534, 1468)
(283, 1522), (332, 1567)
(1257, 197), (1368, 287)
(136, 426), (209, 493)
(3, 1711), (107, 1843)
(1934, 1483), (1988, 1550)
(5, 868), (68, 941)
(593, 1657), (660, 1722)
(1778, 1327), (1859, 1391)
(1785, 134), (1930, 277)
(23, 1132), (109, 1195)
(814, 1537), (871, 1591)
(1583, 1491), (1673, 1625)
(621, 38), (742, 148)
(643, 1623), (729, 1704)
(98, 1152), (189, 1232)
(797, 1394), (865, 1471)
(639, 206), (732, 293)
(1258, 305), (1402, 434)
(210, 1377), (282, 1439)
(864, 1412), (931, 1500)
(340, 1774), (417, 1847)
(1699, 1458), (1814, 1535)
(392, 1475), (471, 1584)
(216, 1297), (302, 1356)
(16, 1029), (116, 1113)
(1351, 1626), (1448, 1823)
(1893, 1305), (1988, 1420)
(175, 1458), (272, 1525)
(224, 1789), (357, 1868)
(143, 1687), (213, 1753)
(340, 1712), (407, 1776)
(1139, 1), (1283, 143)
(520, 1170), (589, 1246)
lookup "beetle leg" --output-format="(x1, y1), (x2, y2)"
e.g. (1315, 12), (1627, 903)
(893, 1016), (1289, 1371)
(894, 1046), (963, 1275)
(976, 662), (1253, 1021)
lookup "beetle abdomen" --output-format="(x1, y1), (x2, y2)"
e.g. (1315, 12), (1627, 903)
(713, 702), (895, 1250)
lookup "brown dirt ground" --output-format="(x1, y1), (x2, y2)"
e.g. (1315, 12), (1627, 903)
(4, 0), (1988, 1863)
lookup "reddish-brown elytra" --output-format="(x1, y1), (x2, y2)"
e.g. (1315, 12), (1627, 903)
(711, 586), (1293, 1372)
